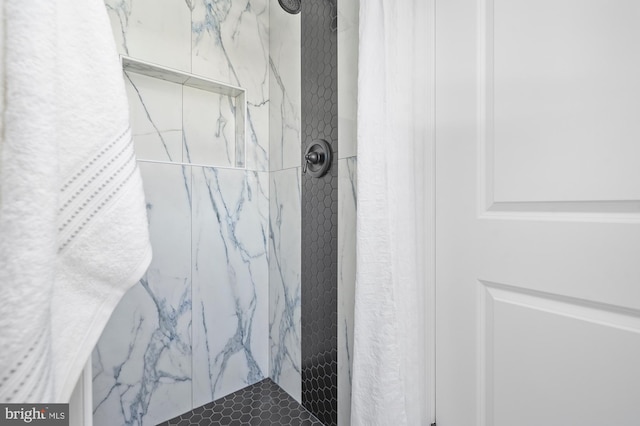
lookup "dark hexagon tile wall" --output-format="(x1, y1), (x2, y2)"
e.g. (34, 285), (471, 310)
(301, 0), (339, 425)
(158, 379), (323, 426)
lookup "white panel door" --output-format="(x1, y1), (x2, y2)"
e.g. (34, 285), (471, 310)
(435, 1), (640, 425)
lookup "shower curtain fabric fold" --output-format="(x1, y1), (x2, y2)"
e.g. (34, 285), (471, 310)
(0, 0), (152, 403)
(352, 0), (429, 425)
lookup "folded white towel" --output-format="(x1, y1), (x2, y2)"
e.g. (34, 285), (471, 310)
(0, 0), (152, 403)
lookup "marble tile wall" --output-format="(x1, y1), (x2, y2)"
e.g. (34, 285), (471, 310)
(337, 0), (358, 424)
(338, 0), (358, 160)
(191, 167), (269, 408)
(105, 0), (269, 173)
(96, 0), (357, 424)
(268, 0), (303, 403)
(268, 168), (302, 401)
(191, 0), (270, 172)
(105, 0), (192, 71)
(182, 86), (238, 168)
(337, 157), (356, 426)
(94, 1), (270, 425)
(93, 162), (193, 426)
(269, 1), (301, 172)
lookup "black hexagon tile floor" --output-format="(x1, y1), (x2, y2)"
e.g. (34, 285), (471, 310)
(157, 379), (324, 426)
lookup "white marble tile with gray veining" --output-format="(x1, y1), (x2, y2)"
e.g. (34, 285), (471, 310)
(183, 86), (237, 167)
(104, 0), (192, 72)
(337, 1), (359, 421)
(125, 72), (183, 163)
(269, 168), (302, 402)
(269, 0), (301, 171)
(338, 157), (356, 426)
(92, 163), (193, 426)
(191, 0), (270, 172)
(191, 167), (270, 407)
(338, 0), (359, 160)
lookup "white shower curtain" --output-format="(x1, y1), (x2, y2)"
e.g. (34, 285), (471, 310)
(351, 1), (429, 425)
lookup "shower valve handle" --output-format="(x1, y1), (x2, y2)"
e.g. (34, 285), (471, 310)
(306, 151), (322, 164)
(303, 152), (323, 173)
(303, 139), (332, 178)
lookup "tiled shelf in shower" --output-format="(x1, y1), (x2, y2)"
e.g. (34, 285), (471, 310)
(121, 55), (247, 168)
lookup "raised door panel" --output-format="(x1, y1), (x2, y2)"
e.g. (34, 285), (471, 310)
(483, 0), (640, 207)
(481, 281), (640, 426)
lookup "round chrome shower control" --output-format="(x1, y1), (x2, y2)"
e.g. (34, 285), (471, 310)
(303, 139), (332, 178)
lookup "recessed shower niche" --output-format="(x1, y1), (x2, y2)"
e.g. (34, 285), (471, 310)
(122, 56), (247, 168)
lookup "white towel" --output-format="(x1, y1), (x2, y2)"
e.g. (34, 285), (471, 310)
(0, 0), (152, 403)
